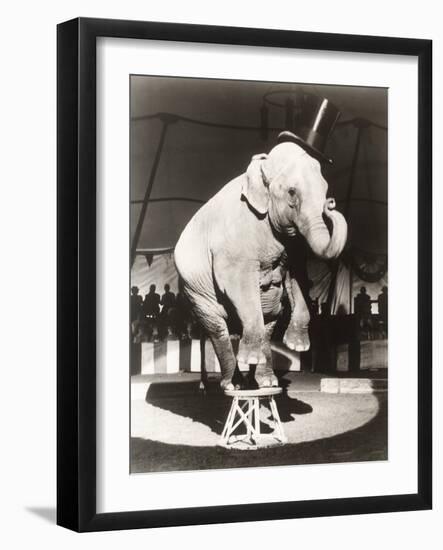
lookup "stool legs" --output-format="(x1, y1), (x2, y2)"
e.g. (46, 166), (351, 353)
(220, 396), (287, 448)
(269, 396), (288, 443)
(220, 397), (238, 443)
(254, 397), (260, 436)
(246, 399), (253, 438)
(231, 399), (256, 437)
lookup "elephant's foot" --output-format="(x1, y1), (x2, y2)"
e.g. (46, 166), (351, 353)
(220, 380), (244, 392)
(220, 378), (239, 391)
(283, 325), (310, 352)
(255, 374), (279, 388)
(220, 369), (245, 392)
(221, 381), (235, 391)
(237, 338), (266, 371)
(255, 364), (279, 388)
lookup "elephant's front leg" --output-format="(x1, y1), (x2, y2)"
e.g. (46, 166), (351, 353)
(255, 320), (279, 387)
(283, 274), (311, 352)
(214, 259), (266, 370)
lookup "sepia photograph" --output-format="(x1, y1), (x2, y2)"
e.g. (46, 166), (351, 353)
(129, 75), (388, 473)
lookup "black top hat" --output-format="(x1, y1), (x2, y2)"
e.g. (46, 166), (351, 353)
(278, 94), (340, 164)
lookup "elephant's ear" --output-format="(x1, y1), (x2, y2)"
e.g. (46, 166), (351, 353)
(241, 153), (270, 216)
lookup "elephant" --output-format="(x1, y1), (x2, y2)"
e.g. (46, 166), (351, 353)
(174, 137), (347, 391)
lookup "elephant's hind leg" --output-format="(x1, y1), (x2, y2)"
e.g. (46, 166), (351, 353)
(188, 294), (238, 390)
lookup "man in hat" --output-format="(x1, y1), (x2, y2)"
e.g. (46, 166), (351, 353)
(130, 286), (143, 341)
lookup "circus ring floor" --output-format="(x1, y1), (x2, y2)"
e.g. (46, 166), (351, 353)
(130, 372), (387, 473)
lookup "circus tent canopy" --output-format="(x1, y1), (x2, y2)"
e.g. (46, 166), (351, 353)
(130, 76), (387, 312)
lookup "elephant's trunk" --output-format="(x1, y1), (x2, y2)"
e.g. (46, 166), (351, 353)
(302, 199), (348, 260)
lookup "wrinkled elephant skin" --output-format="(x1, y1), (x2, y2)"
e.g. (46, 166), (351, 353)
(174, 142), (347, 389)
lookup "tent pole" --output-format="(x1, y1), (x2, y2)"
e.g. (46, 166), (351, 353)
(349, 264), (353, 314)
(131, 116), (175, 266)
(326, 121), (364, 313)
(344, 122), (365, 219)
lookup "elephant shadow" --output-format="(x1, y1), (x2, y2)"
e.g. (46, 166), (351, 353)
(144, 375), (313, 437)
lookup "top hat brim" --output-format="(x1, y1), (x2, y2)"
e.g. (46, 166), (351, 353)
(277, 131), (333, 165)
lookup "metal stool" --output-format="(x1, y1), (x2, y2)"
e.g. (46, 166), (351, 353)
(219, 387), (287, 449)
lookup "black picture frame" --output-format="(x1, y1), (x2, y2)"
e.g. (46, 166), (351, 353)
(57, 17), (432, 532)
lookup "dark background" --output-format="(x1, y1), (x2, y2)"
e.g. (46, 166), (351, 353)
(130, 76), (387, 312)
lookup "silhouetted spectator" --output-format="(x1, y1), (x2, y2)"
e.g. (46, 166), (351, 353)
(141, 285), (161, 342)
(354, 286), (373, 339)
(354, 286), (372, 316)
(143, 284), (160, 318)
(131, 286), (143, 320)
(156, 284), (175, 340)
(378, 285), (388, 335)
(130, 286), (143, 341)
(161, 284), (176, 314)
